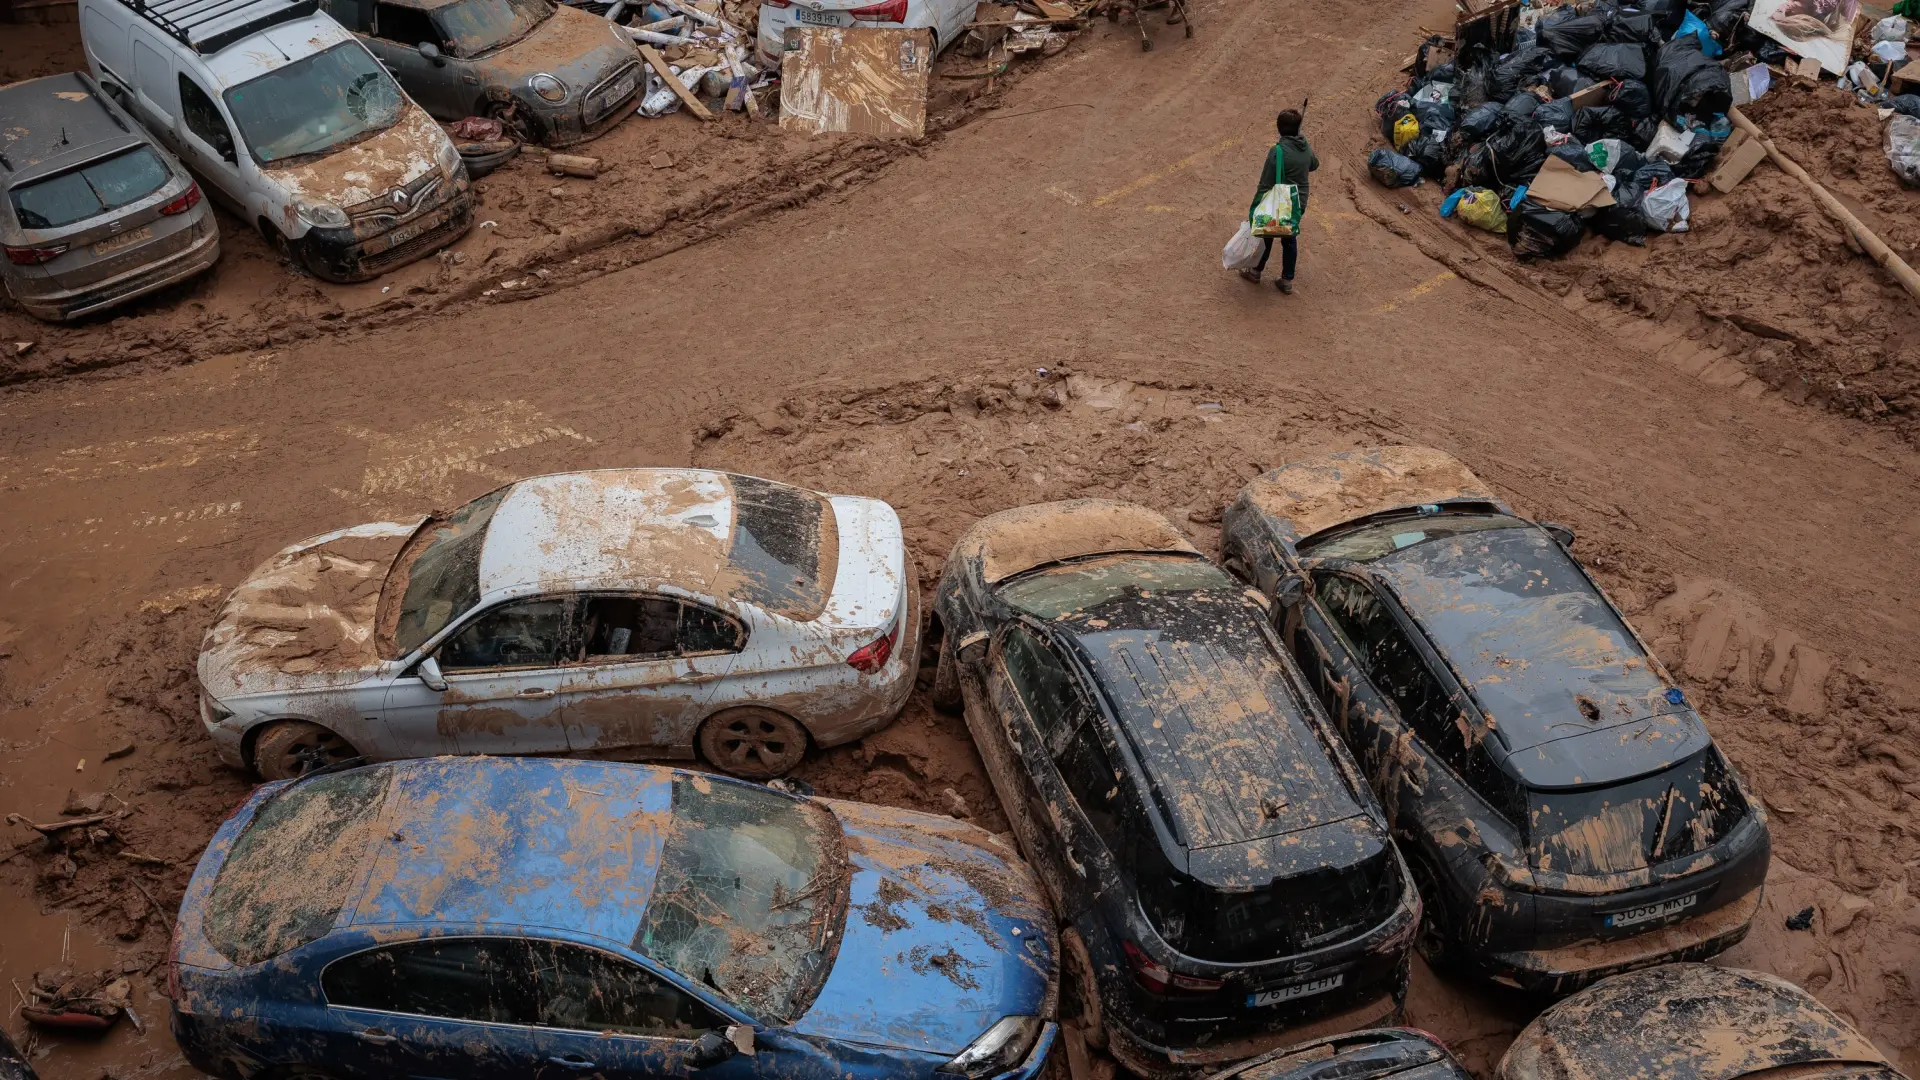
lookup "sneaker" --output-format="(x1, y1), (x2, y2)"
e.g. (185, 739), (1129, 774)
(1238, 269), (1261, 283)
(1276, 278), (1293, 294)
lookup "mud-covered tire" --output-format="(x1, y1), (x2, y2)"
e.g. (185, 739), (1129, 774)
(931, 635), (963, 715)
(1407, 858), (1460, 971)
(251, 721), (359, 781)
(698, 708), (810, 779)
(1060, 927), (1106, 1049)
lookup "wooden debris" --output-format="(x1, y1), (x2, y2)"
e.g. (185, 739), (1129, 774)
(1707, 130), (1768, 193)
(547, 153), (603, 179)
(6, 812), (118, 836)
(640, 44), (715, 120)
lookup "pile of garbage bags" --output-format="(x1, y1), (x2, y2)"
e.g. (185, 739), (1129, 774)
(1371, 0), (1754, 258)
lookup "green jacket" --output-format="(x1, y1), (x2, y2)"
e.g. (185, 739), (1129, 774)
(1249, 135), (1320, 219)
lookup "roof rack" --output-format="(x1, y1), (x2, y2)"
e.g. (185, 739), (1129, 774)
(122, 0), (321, 54)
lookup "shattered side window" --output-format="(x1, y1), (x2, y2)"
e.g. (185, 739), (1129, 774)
(725, 476), (838, 622)
(633, 775), (845, 1024)
(204, 769), (392, 965)
(388, 487), (507, 657)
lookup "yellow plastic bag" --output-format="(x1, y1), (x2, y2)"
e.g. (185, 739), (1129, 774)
(1393, 113), (1421, 151)
(1457, 188), (1508, 233)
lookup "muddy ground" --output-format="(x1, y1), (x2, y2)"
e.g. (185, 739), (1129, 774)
(3, 0), (1919, 1076)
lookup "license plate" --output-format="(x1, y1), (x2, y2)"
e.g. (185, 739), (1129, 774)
(383, 208), (445, 249)
(598, 74), (636, 112)
(1247, 973), (1343, 1008)
(92, 225), (152, 257)
(794, 6), (847, 25)
(1604, 892), (1699, 929)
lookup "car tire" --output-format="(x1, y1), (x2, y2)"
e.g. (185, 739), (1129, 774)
(931, 634), (963, 715)
(1407, 858), (1461, 972)
(698, 708), (810, 779)
(251, 721), (359, 782)
(1060, 927), (1106, 1049)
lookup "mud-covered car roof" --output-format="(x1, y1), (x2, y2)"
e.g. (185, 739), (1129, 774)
(1242, 446), (1499, 543)
(1500, 964), (1898, 1080)
(0, 74), (148, 188)
(1371, 524), (1709, 789)
(954, 499), (1199, 585)
(1055, 589), (1385, 887)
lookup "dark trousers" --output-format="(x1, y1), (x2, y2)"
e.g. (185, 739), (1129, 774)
(1254, 234), (1298, 279)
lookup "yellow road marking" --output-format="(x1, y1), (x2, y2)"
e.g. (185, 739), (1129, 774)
(1092, 135), (1245, 207)
(1143, 204), (1179, 213)
(1045, 185), (1082, 207)
(1372, 271), (1457, 313)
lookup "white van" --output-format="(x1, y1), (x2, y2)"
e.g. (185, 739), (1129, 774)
(78, 0), (474, 281)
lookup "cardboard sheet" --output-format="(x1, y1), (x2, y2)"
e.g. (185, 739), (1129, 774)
(779, 27), (932, 138)
(1528, 154), (1616, 212)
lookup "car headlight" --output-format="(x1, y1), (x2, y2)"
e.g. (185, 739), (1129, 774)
(201, 694), (235, 724)
(293, 197), (350, 229)
(436, 138), (463, 179)
(937, 1016), (1042, 1079)
(529, 73), (568, 102)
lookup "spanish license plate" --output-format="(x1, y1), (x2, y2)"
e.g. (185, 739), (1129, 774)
(598, 74), (637, 113)
(1604, 892), (1699, 929)
(1247, 973), (1343, 1008)
(92, 225), (152, 257)
(383, 208), (445, 249)
(794, 6), (847, 25)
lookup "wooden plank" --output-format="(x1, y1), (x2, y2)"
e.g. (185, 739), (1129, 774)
(638, 43), (714, 121)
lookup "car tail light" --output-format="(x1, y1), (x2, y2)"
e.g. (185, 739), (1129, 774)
(846, 614), (901, 674)
(1121, 940), (1224, 995)
(4, 243), (67, 265)
(160, 183), (202, 216)
(848, 0), (906, 20)
(763, 0), (790, 7)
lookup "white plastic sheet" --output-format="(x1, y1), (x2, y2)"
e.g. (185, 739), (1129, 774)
(1222, 221), (1264, 271)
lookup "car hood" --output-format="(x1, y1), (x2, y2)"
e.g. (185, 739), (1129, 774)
(198, 521), (420, 698)
(482, 6), (637, 88)
(793, 800), (1055, 1058)
(264, 105), (446, 212)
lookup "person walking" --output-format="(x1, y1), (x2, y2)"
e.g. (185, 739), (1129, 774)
(1241, 108), (1319, 294)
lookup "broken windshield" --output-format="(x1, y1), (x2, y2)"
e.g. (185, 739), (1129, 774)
(434, 0), (553, 57)
(998, 553), (1230, 618)
(725, 475), (838, 621)
(224, 42), (405, 164)
(633, 775), (845, 1023)
(385, 488), (507, 656)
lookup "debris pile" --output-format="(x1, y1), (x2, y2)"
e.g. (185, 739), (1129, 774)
(20, 968), (133, 1033)
(563, 0), (768, 120)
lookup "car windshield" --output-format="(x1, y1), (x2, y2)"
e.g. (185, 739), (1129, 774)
(1141, 843), (1400, 961)
(725, 475), (838, 621)
(1527, 749), (1745, 875)
(386, 488), (507, 656)
(633, 775), (845, 1024)
(998, 553), (1232, 618)
(9, 146), (171, 229)
(434, 0), (553, 56)
(1301, 511), (1525, 562)
(223, 42), (405, 164)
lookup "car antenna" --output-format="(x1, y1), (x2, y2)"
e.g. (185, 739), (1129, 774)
(60, 126), (69, 145)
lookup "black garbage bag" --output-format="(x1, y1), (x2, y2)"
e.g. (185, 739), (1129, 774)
(1491, 46), (1557, 99)
(1403, 132), (1451, 179)
(1614, 158), (1675, 210)
(1454, 42), (1496, 108)
(1632, 115), (1661, 148)
(1423, 61), (1457, 85)
(1706, 0), (1752, 41)
(1413, 99), (1457, 141)
(1603, 11), (1661, 45)
(1368, 147), (1425, 188)
(1539, 13), (1609, 58)
(1639, 0), (1688, 36)
(1548, 65), (1598, 97)
(1611, 78), (1653, 118)
(1476, 114), (1551, 187)
(1651, 36), (1731, 120)
(1508, 199), (1587, 257)
(1579, 41), (1649, 80)
(1535, 96), (1576, 131)
(1673, 130), (1724, 178)
(1612, 144), (1648, 177)
(1590, 203), (1649, 245)
(1375, 89), (1415, 143)
(1549, 141), (1600, 171)
(1458, 101), (1505, 142)
(1573, 105), (1637, 143)
(1888, 94), (1920, 118)
(1505, 91), (1542, 119)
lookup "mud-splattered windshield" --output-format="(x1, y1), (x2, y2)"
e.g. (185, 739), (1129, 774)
(203, 768), (393, 964)
(433, 0), (553, 56)
(223, 42), (405, 164)
(1527, 748), (1744, 875)
(388, 488), (508, 656)
(998, 553), (1230, 618)
(633, 775), (844, 1023)
(725, 475), (838, 621)
(1301, 512), (1525, 563)
(1142, 842), (1400, 961)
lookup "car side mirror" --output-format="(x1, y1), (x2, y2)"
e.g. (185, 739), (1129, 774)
(416, 655), (449, 692)
(418, 41), (446, 64)
(1540, 522), (1576, 549)
(687, 1030), (739, 1069)
(216, 136), (236, 164)
(1274, 574), (1306, 608)
(955, 630), (990, 666)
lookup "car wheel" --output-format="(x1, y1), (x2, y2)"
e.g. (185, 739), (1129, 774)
(698, 708), (810, 779)
(931, 634), (963, 714)
(1060, 927), (1106, 1049)
(251, 721), (359, 782)
(1407, 858), (1460, 971)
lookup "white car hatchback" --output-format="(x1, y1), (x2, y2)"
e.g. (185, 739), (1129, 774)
(197, 469), (918, 781)
(756, 0), (976, 69)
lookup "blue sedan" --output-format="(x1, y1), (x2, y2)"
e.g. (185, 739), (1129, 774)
(168, 757), (1059, 1080)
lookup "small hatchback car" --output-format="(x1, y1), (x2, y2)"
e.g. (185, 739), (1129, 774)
(1206, 1029), (1471, 1080)
(1500, 964), (1910, 1080)
(0, 72), (218, 321)
(198, 468), (916, 781)
(1221, 447), (1770, 995)
(170, 756), (1060, 1080)
(931, 500), (1419, 1078)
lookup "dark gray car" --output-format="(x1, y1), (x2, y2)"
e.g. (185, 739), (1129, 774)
(1, 72), (218, 321)
(322, 0), (643, 146)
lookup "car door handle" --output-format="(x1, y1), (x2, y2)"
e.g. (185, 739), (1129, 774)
(518, 687), (556, 699)
(548, 1055), (598, 1070)
(354, 1029), (398, 1045)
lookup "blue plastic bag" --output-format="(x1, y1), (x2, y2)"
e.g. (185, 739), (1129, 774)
(1440, 188), (1467, 217)
(1673, 10), (1723, 58)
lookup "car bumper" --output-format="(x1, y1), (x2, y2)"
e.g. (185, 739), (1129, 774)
(1106, 992), (1400, 1080)
(199, 693), (248, 769)
(810, 581), (920, 747)
(299, 183), (473, 282)
(1481, 883), (1763, 995)
(529, 63), (642, 147)
(9, 223), (219, 322)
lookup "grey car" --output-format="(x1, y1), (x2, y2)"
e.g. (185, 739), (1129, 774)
(322, 0), (643, 147)
(1, 72), (218, 322)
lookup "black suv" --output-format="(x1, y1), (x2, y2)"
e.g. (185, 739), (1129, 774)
(1221, 447), (1770, 995)
(931, 500), (1419, 1078)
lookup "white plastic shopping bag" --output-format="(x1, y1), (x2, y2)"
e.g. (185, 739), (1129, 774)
(1222, 220), (1263, 271)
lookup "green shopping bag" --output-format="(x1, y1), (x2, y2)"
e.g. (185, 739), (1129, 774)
(1251, 144), (1303, 238)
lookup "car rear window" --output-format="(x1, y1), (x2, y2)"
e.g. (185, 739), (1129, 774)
(8, 146), (171, 229)
(725, 475), (838, 621)
(203, 768), (392, 965)
(385, 487), (507, 656)
(1527, 748), (1746, 876)
(998, 553), (1231, 618)
(1300, 512), (1524, 563)
(1141, 844), (1400, 961)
